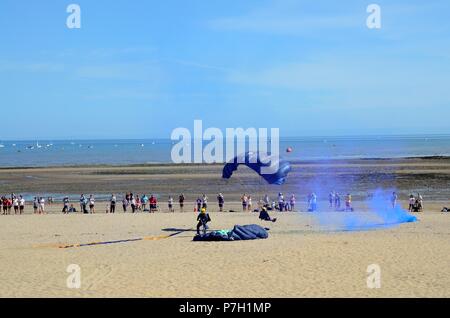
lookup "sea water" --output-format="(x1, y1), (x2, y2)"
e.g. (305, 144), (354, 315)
(0, 134), (449, 168)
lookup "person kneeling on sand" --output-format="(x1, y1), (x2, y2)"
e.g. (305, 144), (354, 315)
(259, 206), (277, 222)
(196, 208), (211, 235)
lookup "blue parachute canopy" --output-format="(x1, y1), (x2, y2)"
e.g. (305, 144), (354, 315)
(222, 151), (291, 185)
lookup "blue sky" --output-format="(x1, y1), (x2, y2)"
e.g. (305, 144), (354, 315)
(0, 0), (449, 140)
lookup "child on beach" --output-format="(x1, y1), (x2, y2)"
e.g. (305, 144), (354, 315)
(196, 208), (211, 235)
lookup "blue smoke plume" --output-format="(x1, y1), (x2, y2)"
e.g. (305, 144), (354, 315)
(311, 188), (417, 231)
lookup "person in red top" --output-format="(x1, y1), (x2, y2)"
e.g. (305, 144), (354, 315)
(149, 195), (157, 213)
(6, 198), (12, 214)
(2, 197), (8, 214)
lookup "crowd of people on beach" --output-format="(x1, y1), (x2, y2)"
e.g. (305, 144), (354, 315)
(0, 191), (429, 215)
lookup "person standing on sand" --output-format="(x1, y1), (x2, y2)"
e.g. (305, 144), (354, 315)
(136, 195), (141, 211)
(19, 196), (25, 214)
(217, 193), (224, 212)
(345, 193), (352, 212)
(308, 193), (317, 212)
(89, 195), (95, 213)
(13, 196), (19, 214)
(110, 194), (116, 213)
(241, 194), (248, 211)
(130, 194), (137, 213)
(290, 194), (296, 211)
(149, 195), (157, 212)
(417, 193), (424, 212)
(6, 198), (12, 214)
(408, 194), (415, 212)
(79, 194), (86, 213)
(168, 196), (174, 212)
(62, 197), (69, 213)
(1, 197), (6, 215)
(33, 197), (38, 214)
(329, 192), (335, 208)
(179, 193), (185, 212)
(141, 194), (148, 211)
(38, 197), (45, 214)
(334, 192), (341, 210)
(122, 196), (128, 212)
(202, 194), (208, 209)
(196, 197), (202, 212)
(248, 195), (253, 211)
(278, 192), (285, 211)
(390, 192), (398, 209)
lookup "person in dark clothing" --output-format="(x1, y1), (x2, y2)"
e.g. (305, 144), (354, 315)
(196, 208), (211, 235)
(259, 207), (277, 222)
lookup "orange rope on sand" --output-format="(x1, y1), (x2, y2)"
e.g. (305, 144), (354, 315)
(32, 229), (191, 249)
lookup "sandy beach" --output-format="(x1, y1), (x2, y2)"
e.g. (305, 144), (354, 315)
(0, 158), (449, 297)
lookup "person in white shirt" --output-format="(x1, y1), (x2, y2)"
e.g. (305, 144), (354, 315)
(19, 196), (25, 214)
(89, 195), (95, 213)
(202, 194), (208, 209)
(168, 196), (174, 212)
(39, 197), (45, 214)
(13, 197), (19, 214)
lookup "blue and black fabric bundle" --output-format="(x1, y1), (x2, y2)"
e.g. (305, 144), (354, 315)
(193, 224), (269, 241)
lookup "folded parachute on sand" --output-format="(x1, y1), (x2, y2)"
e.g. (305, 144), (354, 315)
(193, 224), (269, 241)
(222, 151), (291, 185)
